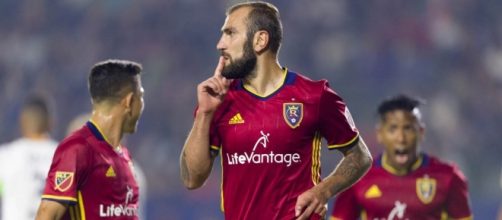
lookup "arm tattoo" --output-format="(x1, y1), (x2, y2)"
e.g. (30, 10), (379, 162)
(336, 151), (363, 182)
(329, 143), (371, 194)
(337, 154), (360, 178)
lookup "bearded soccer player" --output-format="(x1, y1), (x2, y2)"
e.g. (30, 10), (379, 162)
(180, 2), (372, 220)
(330, 95), (472, 220)
(36, 60), (145, 220)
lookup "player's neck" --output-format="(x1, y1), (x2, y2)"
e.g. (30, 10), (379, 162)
(90, 109), (124, 149)
(243, 57), (284, 97)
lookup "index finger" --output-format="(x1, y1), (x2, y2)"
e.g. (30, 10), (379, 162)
(214, 56), (225, 77)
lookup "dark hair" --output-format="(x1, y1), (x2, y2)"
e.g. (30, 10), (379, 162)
(377, 94), (425, 120)
(88, 59), (142, 103)
(228, 1), (283, 54)
(22, 95), (51, 132)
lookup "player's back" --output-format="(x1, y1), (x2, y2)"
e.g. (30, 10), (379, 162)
(0, 138), (57, 220)
(42, 122), (140, 220)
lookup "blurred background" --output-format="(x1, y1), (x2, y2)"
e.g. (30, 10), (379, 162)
(0, 0), (501, 219)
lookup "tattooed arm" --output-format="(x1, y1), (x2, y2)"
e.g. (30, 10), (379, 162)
(295, 138), (372, 219)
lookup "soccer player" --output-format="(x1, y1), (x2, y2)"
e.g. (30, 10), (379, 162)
(180, 2), (373, 219)
(35, 60), (145, 220)
(330, 95), (472, 220)
(65, 112), (148, 220)
(0, 95), (58, 220)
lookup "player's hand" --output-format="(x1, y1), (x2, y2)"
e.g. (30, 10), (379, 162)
(295, 187), (328, 220)
(197, 56), (232, 114)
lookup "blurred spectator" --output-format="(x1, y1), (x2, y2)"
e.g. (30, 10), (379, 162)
(0, 95), (58, 220)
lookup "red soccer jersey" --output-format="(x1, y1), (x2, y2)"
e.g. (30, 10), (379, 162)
(209, 69), (359, 220)
(41, 121), (139, 220)
(331, 153), (472, 220)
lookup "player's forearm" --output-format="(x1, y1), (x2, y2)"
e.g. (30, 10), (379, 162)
(320, 139), (372, 198)
(35, 200), (67, 220)
(180, 112), (215, 189)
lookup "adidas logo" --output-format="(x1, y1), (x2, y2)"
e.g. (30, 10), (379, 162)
(229, 113), (245, 124)
(106, 166), (116, 177)
(364, 184), (382, 199)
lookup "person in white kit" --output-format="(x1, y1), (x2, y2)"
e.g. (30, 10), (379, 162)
(0, 95), (58, 220)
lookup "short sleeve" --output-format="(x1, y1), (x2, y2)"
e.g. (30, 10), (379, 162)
(209, 117), (221, 154)
(331, 186), (360, 220)
(41, 140), (90, 204)
(445, 166), (472, 219)
(193, 105), (221, 155)
(318, 83), (359, 150)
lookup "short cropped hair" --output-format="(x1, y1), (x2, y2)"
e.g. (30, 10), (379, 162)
(88, 60), (142, 103)
(377, 94), (425, 122)
(228, 1), (283, 54)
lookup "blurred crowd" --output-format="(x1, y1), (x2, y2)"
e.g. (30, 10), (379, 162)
(0, 0), (501, 219)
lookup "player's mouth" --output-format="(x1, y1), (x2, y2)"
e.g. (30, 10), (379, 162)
(394, 148), (410, 165)
(220, 52), (231, 60)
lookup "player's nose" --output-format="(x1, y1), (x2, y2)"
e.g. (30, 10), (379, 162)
(216, 36), (226, 50)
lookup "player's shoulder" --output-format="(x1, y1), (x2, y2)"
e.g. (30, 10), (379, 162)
(56, 126), (93, 153)
(425, 154), (466, 177)
(427, 154), (455, 169)
(290, 70), (329, 88)
(0, 138), (40, 155)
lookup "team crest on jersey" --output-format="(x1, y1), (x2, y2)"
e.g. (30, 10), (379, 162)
(416, 175), (436, 204)
(283, 103), (303, 128)
(54, 171), (74, 192)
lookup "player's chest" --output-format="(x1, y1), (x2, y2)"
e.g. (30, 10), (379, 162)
(216, 96), (318, 151)
(356, 173), (449, 216)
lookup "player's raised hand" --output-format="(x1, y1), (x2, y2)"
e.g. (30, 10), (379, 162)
(295, 187), (328, 220)
(197, 56), (232, 114)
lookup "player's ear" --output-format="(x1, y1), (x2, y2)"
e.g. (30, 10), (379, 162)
(121, 92), (134, 114)
(418, 125), (425, 141)
(254, 30), (269, 53)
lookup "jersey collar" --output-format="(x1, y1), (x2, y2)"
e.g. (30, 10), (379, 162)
(380, 153), (427, 176)
(240, 68), (295, 100)
(86, 120), (111, 145)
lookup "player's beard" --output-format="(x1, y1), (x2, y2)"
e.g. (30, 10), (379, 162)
(221, 37), (257, 79)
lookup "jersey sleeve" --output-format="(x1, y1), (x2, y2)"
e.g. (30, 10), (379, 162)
(41, 139), (90, 204)
(445, 166), (472, 219)
(209, 118), (221, 154)
(193, 105), (221, 155)
(331, 186), (360, 220)
(318, 82), (359, 150)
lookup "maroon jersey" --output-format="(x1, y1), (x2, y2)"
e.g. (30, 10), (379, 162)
(209, 70), (359, 220)
(331, 153), (472, 220)
(41, 121), (139, 220)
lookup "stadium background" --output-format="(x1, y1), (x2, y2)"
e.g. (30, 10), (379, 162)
(0, 0), (500, 219)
